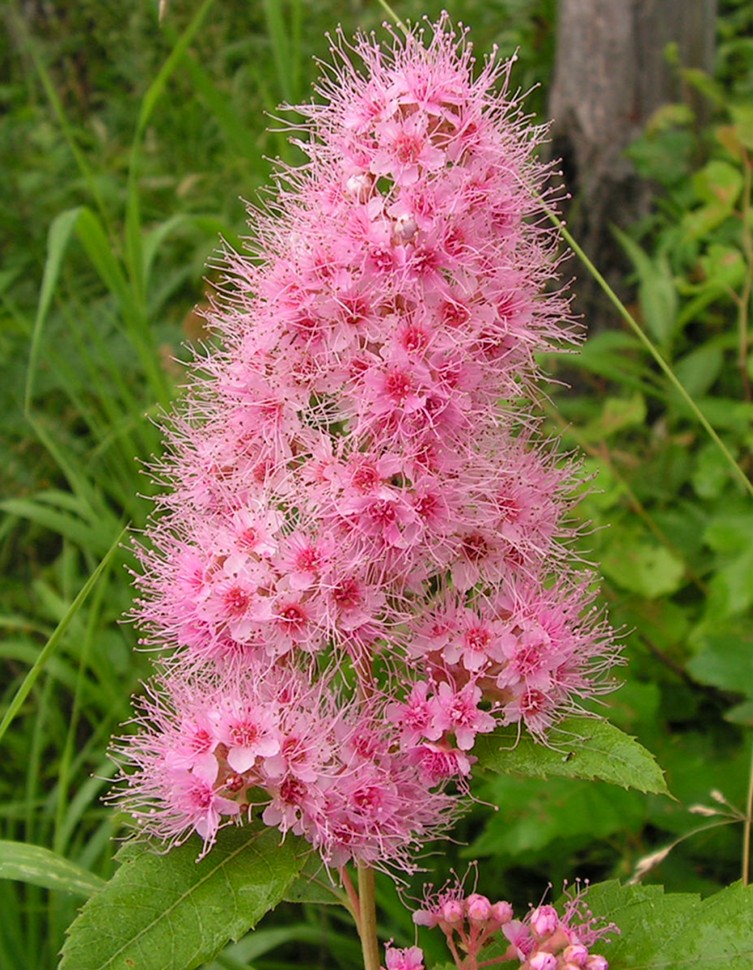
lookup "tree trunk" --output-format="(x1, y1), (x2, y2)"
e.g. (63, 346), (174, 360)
(548, 0), (717, 330)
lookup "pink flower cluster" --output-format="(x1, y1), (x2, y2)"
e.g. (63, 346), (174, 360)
(383, 881), (615, 970)
(117, 659), (454, 867)
(116, 16), (619, 866)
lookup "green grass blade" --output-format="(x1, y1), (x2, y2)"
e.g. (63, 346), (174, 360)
(262, 0), (296, 104)
(14, 15), (112, 230)
(25, 207), (84, 412)
(0, 526), (127, 746)
(126, 0), (217, 308)
(0, 841), (105, 898)
(546, 204), (753, 499)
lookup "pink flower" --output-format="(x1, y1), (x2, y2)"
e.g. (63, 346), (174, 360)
(169, 761), (241, 847)
(119, 12), (620, 879)
(429, 681), (496, 751)
(212, 702), (280, 774)
(384, 945), (425, 970)
(387, 681), (434, 747)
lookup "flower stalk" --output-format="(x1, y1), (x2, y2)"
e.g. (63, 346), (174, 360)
(358, 864), (382, 970)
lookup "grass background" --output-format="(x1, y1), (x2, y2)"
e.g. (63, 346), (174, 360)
(1, 0), (752, 967)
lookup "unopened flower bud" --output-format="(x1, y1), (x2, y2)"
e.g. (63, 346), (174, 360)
(466, 893), (491, 922)
(562, 943), (589, 966)
(345, 171), (373, 202)
(530, 905), (559, 938)
(528, 951), (557, 970)
(412, 908), (439, 928)
(393, 213), (418, 243)
(585, 956), (608, 970)
(490, 900), (514, 924)
(440, 898), (465, 925)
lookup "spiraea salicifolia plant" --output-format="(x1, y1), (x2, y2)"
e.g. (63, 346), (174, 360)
(111, 15), (621, 970)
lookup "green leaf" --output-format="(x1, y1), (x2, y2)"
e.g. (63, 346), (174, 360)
(682, 160), (744, 239)
(566, 331), (650, 391)
(283, 854), (345, 907)
(673, 344), (723, 401)
(585, 879), (753, 970)
(687, 629), (753, 696)
(698, 243), (746, 290)
(0, 840), (105, 897)
(725, 699), (753, 725)
(580, 394), (647, 443)
(730, 102), (753, 151)
(692, 158), (744, 207)
(473, 716), (668, 794)
(60, 824), (309, 970)
(601, 537), (685, 598)
(469, 776), (646, 859)
(614, 229), (677, 347)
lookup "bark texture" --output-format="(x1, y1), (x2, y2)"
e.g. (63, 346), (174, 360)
(548, 0), (717, 329)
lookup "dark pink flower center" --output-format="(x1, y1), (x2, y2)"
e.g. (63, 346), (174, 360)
(442, 301), (470, 327)
(401, 326), (428, 353)
(385, 370), (413, 404)
(521, 689), (547, 715)
(461, 533), (489, 562)
(239, 527), (258, 549)
(224, 586), (250, 615)
(353, 465), (380, 491)
(466, 627), (491, 651)
(280, 776), (307, 805)
(414, 494), (438, 519)
(191, 728), (213, 753)
(369, 500), (397, 525)
(278, 603), (307, 628)
(332, 577), (361, 609)
(394, 133), (423, 164)
(295, 545), (321, 573)
(230, 721), (259, 746)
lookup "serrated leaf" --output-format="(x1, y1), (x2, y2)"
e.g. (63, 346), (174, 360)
(61, 824), (309, 970)
(469, 776), (646, 859)
(585, 879), (753, 969)
(0, 840), (105, 897)
(283, 854), (345, 906)
(473, 716), (668, 794)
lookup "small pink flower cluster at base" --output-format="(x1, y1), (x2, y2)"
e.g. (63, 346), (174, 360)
(384, 882), (615, 970)
(115, 14), (620, 870)
(113, 658), (456, 867)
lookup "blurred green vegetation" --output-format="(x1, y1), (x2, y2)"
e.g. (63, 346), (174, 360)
(1, 0), (752, 967)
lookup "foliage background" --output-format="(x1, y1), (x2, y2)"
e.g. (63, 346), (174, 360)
(1, 0), (752, 967)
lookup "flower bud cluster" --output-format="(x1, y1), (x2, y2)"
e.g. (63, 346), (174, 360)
(116, 14), (619, 868)
(385, 882), (615, 970)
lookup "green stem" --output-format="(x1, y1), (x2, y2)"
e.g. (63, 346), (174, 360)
(737, 150), (752, 404)
(376, 0), (407, 33)
(743, 736), (753, 886)
(340, 865), (362, 927)
(544, 203), (753, 500)
(357, 864), (382, 970)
